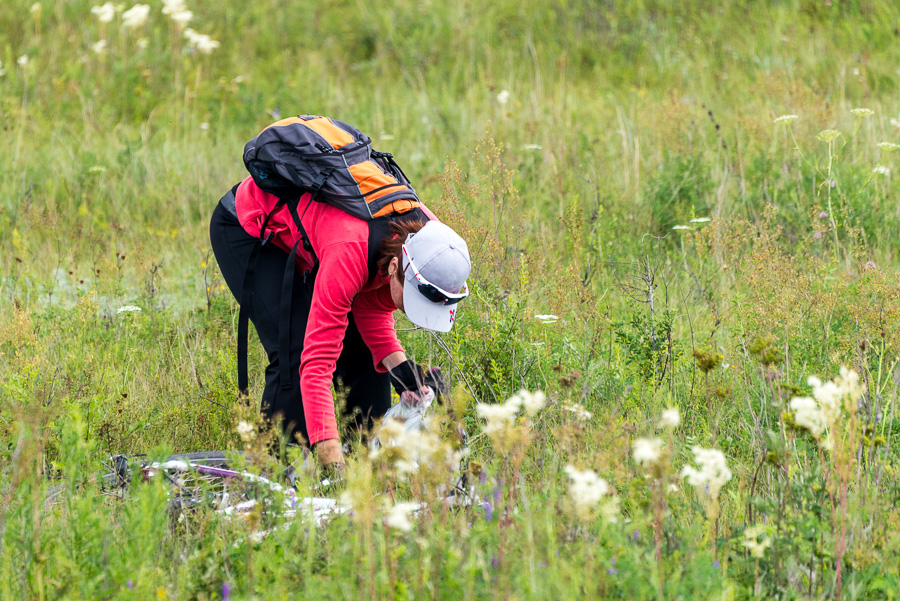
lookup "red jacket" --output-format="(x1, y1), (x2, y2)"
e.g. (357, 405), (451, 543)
(234, 177), (433, 444)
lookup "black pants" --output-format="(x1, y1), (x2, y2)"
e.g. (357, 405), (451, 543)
(209, 199), (391, 446)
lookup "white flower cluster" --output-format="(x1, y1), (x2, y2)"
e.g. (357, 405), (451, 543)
(633, 437), (663, 469)
(184, 28), (220, 54)
(564, 465), (618, 522)
(236, 421), (255, 444)
(91, 2), (116, 24)
(369, 419), (460, 476)
(385, 501), (420, 532)
(565, 403), (592, 421)
(162, 0), (192, 26)
(790, 367), (863, 439)
(658, 407), (680, 429)
(475, 389), (546, 436)
(742, 524), (772, 559)
(680, 446), (732, 499)
(122, 4), (150, 29)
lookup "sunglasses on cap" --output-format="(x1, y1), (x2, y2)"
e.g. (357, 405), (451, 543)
(402, 245), (469, 305)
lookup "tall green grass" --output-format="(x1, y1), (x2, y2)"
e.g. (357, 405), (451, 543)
(4, 0), (900, 598)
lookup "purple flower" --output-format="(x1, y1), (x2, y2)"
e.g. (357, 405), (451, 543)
(223, 582), (231, 600)
(632, 530), (640, 541)
(490, 556), (499, 570)
(607, 568), (618, 575)
(479, 471), (488, 485)
(482, 501), (493, 522)
(713, 560), (720, 569)
(271, 108), (281, 119)
(492, 483), (503, 505)
(126, 580), (134, 590)
(818, 211), (829, 219)
(813, 231), (823, 239)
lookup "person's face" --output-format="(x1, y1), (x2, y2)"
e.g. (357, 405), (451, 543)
(389, 256), (405, 312)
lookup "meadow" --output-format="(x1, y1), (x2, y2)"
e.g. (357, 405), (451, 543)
(3, 0), (900, 598)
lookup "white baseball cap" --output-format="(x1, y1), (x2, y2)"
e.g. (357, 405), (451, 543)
(402, 221), (471, 332)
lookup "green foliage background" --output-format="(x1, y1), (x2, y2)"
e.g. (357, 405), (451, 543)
(4, 0), (900, 599)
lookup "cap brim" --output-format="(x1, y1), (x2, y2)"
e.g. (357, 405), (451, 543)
(403, 282), (458, 332)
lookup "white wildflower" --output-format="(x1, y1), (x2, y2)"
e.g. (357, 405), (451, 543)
(121, 4), (150, 29)
(521, 144), (542, 150)
(136, 37), (149, 49)
(236, 421), (255, 443)
(17, 55), (29, 67)
(161, 0), (186, 15)
(116, 305), (142, 314)
(184, 28), (219, 54)
(496, 90), (510, 105)
(878, 142), (900, 152)
(891, 117), (900, 130)
(817, 129), (841, 143)
(475, 396), (520, 436)
(774, 114), (798, 125)
(742, 524), (772, 559)
(91, 2), (116, 23)
(534, 314), (558, 324)
(690, 217), (711, 223)
(658, 407), (680, 429)
(517, 390), (546, 417)
(851, 108), (874, 118)
(667, 483), (679, 493)
(385, 502), (419, 532)
(633, 437), (663, 469)
(91, 39), (108, 54)
(790, 396), (827, 439)
(680, 446), (732, 499)
(873, 165), (890, 176)
(30, 3), (42, 17)
(672, 225), (691, 230)
(564, 465), (613, 521)
(170, 9), (192, 27)
(565, 404), (592, 421)
(200, 122), (209, 131)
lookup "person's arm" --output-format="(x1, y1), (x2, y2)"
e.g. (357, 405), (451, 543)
(300, 242), (369, 458)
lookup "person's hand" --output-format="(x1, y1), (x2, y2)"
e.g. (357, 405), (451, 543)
(388, 359), (426, 395)
(314, 438), (344, 467)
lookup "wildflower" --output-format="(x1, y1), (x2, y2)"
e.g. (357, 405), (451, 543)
(742, 524), (772, 558)
(535, 314), (558, 323)
(658, 407), (680, 429)
(813, 231), (823, 239)
(475, 397), (521, 436)
(30, 3), (42, 18)
(865, 260), (877, 270)
(236, 421), (255, 443)
(222, 582), (231, 601)
(565, 404), (592, 421)
(136, 37), (149, 49)
(161, 0), (186, 15)
(873, 165), (890, 176)
(91, 2), (116, 23)
(121, 4), (150, 29)
(564, 465), (616, 521)
(774, 114), (798, 125)
(680, 446), (732, 499)
(521, 144), (542, 150)
(17, 55), (29, 67)
(633, 437), (663, 469)
(877, 142), (900, 152)
(116, 305), (142, 314)
(170, 9), (192, 27)
(516, 389), (546, 417)
(672, 225), (691, 230)
(385, 502), (419, 532)
(817, 129), (841, 143)
(91, 39), (108, 54)
(891, 117), (900, 130)
(789, 396), (827, 438)
(667, 483), (679, 493)
(690, 217), (711, 223)
(818, 211), (829, 219)
(200, 122), (209, 131)
(496, 90), (510, 105)
(184, 29), (219, 54)
(851, 108), (874, 118)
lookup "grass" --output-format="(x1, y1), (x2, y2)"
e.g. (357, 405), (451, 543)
(4, 0), (900, 598)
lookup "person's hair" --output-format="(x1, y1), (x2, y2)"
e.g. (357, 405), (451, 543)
(377, 217), (428, 282)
